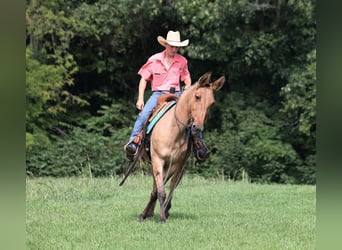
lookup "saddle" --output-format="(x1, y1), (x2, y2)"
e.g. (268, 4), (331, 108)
(148, 94), (179, 124)
(134, 94), (179, 161)
(146, 94), (178, 135)
(157, 93), (179, 105)
(130, 94), (179, 153)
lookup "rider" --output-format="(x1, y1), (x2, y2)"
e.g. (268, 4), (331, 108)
(124, 30), (210, 161)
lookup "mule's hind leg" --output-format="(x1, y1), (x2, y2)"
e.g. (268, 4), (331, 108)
(164, 178), (176, 219)
(139, 183), (157, 222)
(165, 199), (172, 219)
(144, 191), (157, 218)
(139, 191), (157, 221)
(162, 164), (178, 219)
(165, 164), (185, 218)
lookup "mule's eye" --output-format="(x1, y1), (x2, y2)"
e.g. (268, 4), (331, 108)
(195, 94), (201, 101)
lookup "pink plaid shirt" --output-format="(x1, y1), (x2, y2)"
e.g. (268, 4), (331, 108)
(138, 51), (190, 92)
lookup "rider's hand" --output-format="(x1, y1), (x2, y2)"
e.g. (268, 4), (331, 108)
(136, 99), (144, 110)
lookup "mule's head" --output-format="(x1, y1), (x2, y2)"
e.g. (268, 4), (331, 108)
(189, 72), (225, 135)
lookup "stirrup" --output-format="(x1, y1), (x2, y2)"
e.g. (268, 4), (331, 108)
(124, 135), (142, 159)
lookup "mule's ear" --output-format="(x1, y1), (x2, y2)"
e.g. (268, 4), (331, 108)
(198, 72), (212, 87)
(211, 76), (225, 91)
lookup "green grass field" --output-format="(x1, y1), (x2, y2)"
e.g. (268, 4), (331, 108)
(26, 175), (316, 249)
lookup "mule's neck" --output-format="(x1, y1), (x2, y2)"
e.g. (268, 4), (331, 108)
(175, 84), (196, 127)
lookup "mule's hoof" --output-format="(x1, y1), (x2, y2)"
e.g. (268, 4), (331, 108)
(138, 215), (145, 222)
(160, 217), (167, 223)
(145, 212), (154, 218)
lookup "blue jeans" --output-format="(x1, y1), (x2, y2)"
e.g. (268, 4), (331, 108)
(129, 91), (181, 141)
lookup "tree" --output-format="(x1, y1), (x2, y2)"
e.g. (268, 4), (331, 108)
(26, 0), (88, 150)
(280, 49), (316, 138)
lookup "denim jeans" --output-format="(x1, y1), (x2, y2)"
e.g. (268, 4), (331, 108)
(129, 91), (181, 141)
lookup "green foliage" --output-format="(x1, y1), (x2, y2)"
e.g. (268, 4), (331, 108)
(280, 49), (316, 137)
(26, 126), (127, 177)
(70, 0), (167, 99)
(26, 0), (89, 150)
(26, 46), (88, 150)
(26, 103), (133, 177)
(193, 90), (310, 184)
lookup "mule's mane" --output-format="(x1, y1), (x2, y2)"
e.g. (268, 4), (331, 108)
(179, 81), (199, 101)
(178, 80), (212, 104)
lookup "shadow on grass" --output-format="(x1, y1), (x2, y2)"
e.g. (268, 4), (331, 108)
(168, 212), (199, 221)
(128, 211), (198, 223)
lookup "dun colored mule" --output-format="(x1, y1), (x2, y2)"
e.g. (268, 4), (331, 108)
(135, 72), (224, 222)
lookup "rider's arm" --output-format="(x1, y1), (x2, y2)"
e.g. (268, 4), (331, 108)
(136, 77), (147, 110)
(183, 76), (191, 90)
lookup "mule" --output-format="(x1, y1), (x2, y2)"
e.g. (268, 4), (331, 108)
(137, 72), (225, 222)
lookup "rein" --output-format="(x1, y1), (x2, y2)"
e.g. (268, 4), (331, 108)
(173, 98), (193, 128)
(163, 95), (193, 208)
(163, 128), (192, 209)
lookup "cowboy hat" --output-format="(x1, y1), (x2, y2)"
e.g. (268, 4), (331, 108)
(157, 30), (189, 47)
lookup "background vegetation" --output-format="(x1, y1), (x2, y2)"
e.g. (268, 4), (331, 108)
(26, 0), (316, 184)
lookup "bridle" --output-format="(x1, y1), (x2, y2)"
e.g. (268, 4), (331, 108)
(173, 98), (193, 129)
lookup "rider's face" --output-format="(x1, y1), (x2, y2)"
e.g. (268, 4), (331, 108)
(165, 44), (179, 58)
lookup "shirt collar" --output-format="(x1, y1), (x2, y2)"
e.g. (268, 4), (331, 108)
(159, 50), (179, 62)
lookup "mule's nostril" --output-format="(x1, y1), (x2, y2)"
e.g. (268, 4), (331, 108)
(192, 124), (203, 131)
(192, 125), (199, 132)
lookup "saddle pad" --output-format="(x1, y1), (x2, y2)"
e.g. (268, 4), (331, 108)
(146, 100), (177, 135)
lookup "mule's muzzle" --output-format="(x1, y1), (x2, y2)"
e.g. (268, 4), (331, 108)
(191, 124), (203, 135)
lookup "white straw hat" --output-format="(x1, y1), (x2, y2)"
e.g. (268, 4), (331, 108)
(157, 30), (189, 47)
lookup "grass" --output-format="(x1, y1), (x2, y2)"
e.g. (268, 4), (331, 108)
(26, 175), (316, 249)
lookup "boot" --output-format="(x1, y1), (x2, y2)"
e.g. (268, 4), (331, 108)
(193, 134), (210, 162)
(124, 131), (143, 159)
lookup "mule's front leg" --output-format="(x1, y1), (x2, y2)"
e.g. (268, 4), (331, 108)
(158, 190), (166, 223)
(152, 157), (167, 223)
(154, 169), (167, 223)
